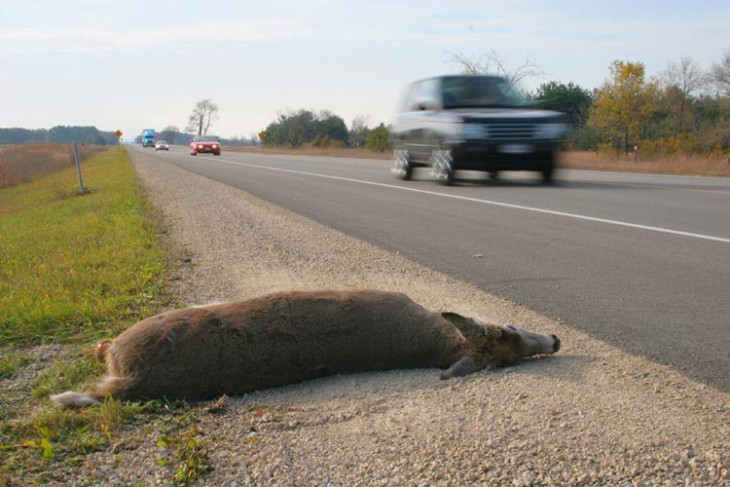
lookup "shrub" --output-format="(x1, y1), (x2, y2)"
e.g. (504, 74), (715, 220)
(364, 124), (390, 152)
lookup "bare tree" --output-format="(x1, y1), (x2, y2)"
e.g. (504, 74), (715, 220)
(447, 50), (544, 88)
(187, 99), (219, 135)
(709, 47), (730, 94)
(661, 56), (705, 131)
(662, 56), (704, 94)
(349, 114), (370, 147)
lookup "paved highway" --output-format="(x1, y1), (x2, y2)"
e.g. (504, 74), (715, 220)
(131, 146), (730, 391)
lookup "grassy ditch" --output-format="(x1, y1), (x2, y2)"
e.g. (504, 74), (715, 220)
(0, 143), (106, 189)
(0, 148), (211, 484)
(0, 148), (166, 344)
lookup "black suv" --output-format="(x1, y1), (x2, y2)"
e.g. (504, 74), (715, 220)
(389, 75), (569, 184)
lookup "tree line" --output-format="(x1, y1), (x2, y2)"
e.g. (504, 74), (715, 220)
(0, 126), (118, 145)
(457, 48), (730, 157)
(262, 110), (389, 151)
(259, 49), (729, 156)
(3, 48), (728, 157)
(533, 56), (730, 156)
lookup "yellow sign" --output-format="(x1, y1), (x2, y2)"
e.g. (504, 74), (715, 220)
(258, 131), (267, 141)
(115, 130), (123, 138)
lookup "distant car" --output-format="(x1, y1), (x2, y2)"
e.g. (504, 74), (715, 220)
(154, 140), (169, 151)
(389, 75), (570, 184)
(189, 135), (221, 156)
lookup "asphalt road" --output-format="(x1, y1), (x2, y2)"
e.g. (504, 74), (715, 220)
(131, 146), (730, 391)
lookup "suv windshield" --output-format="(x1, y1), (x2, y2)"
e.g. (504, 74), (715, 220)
(442, 76), (523, 109)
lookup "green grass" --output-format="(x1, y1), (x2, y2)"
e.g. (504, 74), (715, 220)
(0, 148), (168, 345)
(0, 348), (33, 380)
(0, 148), (187, 483)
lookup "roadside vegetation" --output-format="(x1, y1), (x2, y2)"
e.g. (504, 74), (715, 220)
(0, 143), (105, 189)
(559, 150), (730, 176)
(0, 147), (211, 485)
(0, 147), (166, 344)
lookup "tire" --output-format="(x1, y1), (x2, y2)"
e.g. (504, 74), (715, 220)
(541, 158), (555, 184)
(429, 149), (455, 185)
(488, 170), (499, 181)
(191, 152), (197, 156)
(391, 149), (413, 180)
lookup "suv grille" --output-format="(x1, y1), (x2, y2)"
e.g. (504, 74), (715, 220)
(485, 124), (537, 140)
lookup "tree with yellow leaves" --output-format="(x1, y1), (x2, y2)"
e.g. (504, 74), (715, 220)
(588, 61), (658, 155)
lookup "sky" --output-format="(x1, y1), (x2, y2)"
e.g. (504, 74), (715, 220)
(1, 0), (729, 141)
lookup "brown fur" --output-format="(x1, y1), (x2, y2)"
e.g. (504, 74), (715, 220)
(51, 290), (559, 406)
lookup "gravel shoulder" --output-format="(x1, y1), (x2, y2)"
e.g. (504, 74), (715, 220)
(50, 149), (730, 485)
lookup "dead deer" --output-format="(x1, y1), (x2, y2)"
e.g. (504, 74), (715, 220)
(51, 290), (560, 407)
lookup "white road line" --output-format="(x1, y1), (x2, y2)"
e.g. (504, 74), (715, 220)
(213, 157), (730, 244)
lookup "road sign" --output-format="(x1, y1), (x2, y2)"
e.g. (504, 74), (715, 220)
(258, 131), (267, 141)
(115, 130), (123, 138)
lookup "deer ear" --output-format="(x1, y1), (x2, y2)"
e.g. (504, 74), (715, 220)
(441, 312), (498, 339)
(442, 312), (503, 344)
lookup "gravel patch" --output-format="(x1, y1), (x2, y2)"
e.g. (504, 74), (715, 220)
(35, 150), (730, 485)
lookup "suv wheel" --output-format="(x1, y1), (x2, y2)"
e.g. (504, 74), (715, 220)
(541, 158), (555, 184)
(429, 149), (455, 185)
(391, 149), (413, 180)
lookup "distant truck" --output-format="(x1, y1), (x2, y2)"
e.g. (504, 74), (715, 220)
(142, 129), (155, 148)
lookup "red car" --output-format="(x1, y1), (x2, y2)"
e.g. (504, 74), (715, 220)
(189, 135), (221, 156)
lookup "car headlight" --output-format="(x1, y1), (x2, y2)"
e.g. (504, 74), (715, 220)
(535, 123), (569, 139)
(460, 124), (484, 140)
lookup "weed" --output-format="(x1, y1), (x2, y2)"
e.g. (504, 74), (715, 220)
(155, 417), (212, 485)
(0, 349), (32, 380)
(32, 351), (102, 399)
(172, 426), (211, 485)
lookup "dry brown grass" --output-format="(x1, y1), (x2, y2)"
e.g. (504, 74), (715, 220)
(0, 143), (105, 189)
(226, 146), (730, 177)
(560, 151), (730, 177)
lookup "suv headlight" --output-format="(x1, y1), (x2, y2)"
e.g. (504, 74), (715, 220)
(535, 123), (569, 140)
(460, 124), (484, 140)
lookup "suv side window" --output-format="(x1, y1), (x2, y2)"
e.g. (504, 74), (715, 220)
(404, 79), (440, 112)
